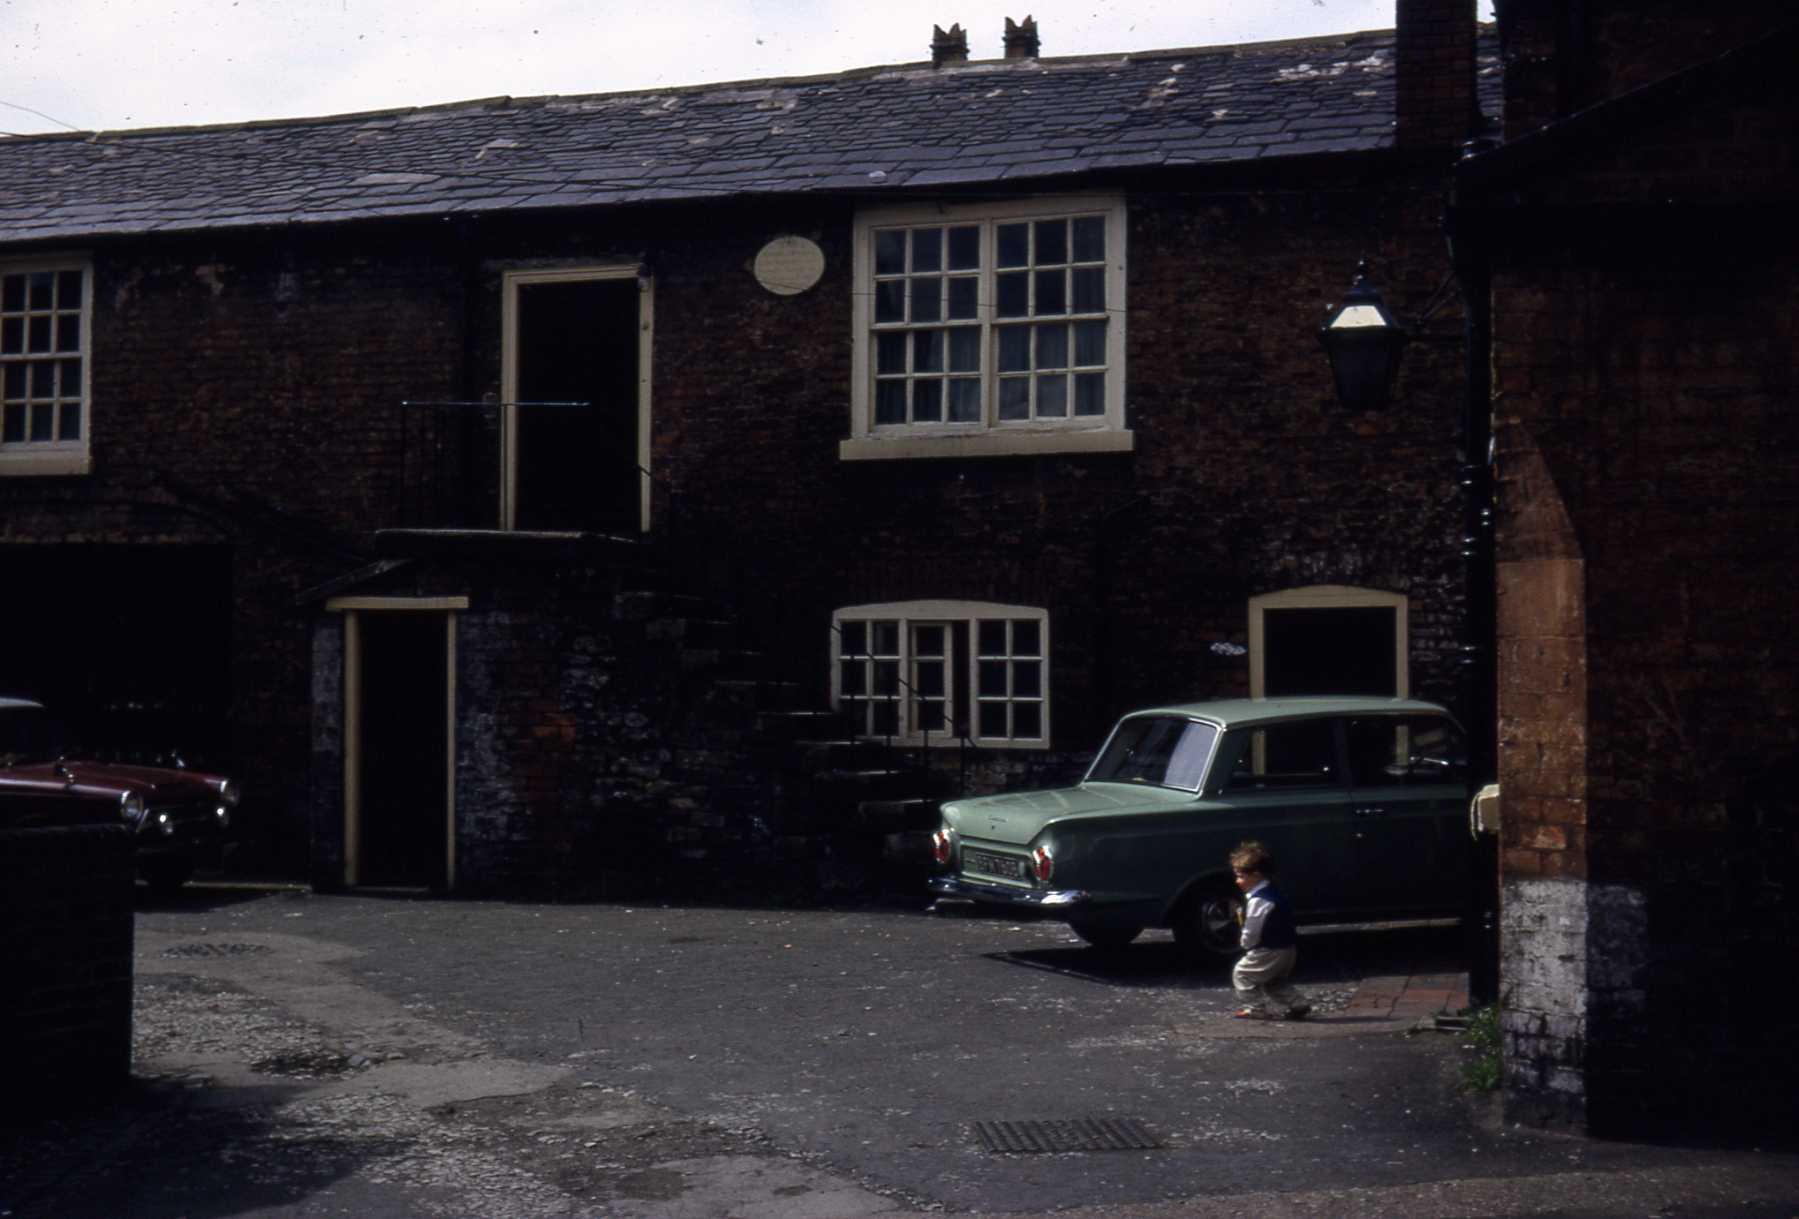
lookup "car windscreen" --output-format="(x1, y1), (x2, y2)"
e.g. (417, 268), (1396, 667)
(1085, 716), (1219, 792)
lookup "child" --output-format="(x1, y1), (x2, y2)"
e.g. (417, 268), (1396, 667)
(1229, 840), (1311, 1020)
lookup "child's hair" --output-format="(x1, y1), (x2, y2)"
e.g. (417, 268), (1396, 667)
(1230, 840), (1275, 876)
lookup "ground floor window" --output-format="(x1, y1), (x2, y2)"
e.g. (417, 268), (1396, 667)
(832, 600), (1048, 748)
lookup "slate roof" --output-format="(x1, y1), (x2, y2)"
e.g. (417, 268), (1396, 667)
(0, 29), (1501, 245)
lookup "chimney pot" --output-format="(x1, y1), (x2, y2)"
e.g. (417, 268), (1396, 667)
(1004, 15), (1040, 59)
(931, 23), (969, 68)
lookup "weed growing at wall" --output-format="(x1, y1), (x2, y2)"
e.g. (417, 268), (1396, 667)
(1460, 1004), (1501, 1092)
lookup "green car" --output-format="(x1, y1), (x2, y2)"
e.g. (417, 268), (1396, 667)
(927, 697), (1472, 960)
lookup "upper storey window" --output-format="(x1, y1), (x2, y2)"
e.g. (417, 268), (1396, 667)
(843, 197), (1130, 461)
(1, 260), (91, 476)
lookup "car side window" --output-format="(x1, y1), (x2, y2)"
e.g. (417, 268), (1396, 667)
(1224, 719), (1339, 792)
(1346, 716), (1468, 786)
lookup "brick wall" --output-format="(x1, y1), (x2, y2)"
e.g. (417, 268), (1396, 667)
(1486, 33), (1799, 1128)
(11, 159), (1471, 892)
(2, 226), (471, 875)
(0, 822), (135, 1105)
(1396, 0), (1479, 149)
(1495, 0), (1792, 138)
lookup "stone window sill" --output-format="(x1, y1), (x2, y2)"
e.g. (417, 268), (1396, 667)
(839, 429), (1134, 462)
(0, 452), (93, 477)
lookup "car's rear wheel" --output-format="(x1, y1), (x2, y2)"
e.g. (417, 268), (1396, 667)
(1172, 884), (1243, 964)
(141, 857), (194, 896)
(1069, 920), (1143, 950)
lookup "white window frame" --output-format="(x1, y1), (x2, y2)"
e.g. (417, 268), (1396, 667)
(500, 265), (653, 532)
(1247, 585), (1409, 699)
(1, 256), (93, 477)
(842, 195), (1132, 462)
(831, 600), (1050, 749)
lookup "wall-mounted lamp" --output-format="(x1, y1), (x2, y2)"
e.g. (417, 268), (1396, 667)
(1319, 260), (1409, 412)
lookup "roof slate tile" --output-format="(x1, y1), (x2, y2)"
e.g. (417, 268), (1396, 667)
(0, 29), (1500, 242)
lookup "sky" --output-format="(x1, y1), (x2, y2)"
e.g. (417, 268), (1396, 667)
(1, 1), (1489, 138)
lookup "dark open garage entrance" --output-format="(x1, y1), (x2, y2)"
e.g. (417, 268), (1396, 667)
(0, 544), (232, 767)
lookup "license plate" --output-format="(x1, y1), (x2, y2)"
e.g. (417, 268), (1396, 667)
(965, 849), (1026, 880)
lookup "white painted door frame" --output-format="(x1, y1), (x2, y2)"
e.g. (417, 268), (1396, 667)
(326, 596), (467, 888)
(1247, 584), (1410, 699)
(499, 265), (655, 532)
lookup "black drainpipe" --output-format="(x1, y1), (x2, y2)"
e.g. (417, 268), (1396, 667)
(1449, 140), (1500, 1006)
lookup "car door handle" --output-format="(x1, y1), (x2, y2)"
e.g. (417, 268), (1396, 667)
(1354, 806), (1386, 818)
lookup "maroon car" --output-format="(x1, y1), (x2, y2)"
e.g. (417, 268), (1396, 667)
(0, 696), (239, 893)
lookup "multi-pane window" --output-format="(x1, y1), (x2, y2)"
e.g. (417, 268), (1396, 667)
(872, 224), (984, 425)
(833, 602), (1050, 748)
(1, 263), (89, 469)
(974, 617), (1043, 741)
(854, 198), (1125, 447)
(993, 214), (1109, 422)
(837, 618), (903, 737)
(911, 622), (951, 733)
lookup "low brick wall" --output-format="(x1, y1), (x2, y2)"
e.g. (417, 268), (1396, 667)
(0, 823), (135, 1108)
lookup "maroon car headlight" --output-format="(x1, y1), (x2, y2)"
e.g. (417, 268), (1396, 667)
(1031, 844), (1054, 884)
(119, 791), (145, 822)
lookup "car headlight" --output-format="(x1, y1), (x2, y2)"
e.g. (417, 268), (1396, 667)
(216, 779), (241, 807)
(119, 791), (145, 822)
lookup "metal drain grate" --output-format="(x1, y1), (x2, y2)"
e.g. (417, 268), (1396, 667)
(161, 942), (273, 958)
(974, 1117), (1162, 1154)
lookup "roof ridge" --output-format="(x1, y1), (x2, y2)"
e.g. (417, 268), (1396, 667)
(2, 26), (1403, 144)
(0, 24), (1480, 245)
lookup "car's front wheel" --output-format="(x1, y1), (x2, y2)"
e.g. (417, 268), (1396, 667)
(1069, 920), (1143, 950)
(1172, 884), (1243, 964)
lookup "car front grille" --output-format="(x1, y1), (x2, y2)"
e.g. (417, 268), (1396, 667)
(146, 802), (221, 836)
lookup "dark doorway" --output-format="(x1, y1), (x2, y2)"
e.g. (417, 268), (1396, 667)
(0, 544), (232, 767)
(356, 612), (449, 888)
(1263, 605), (1397, 697)
(514, 276), (641, 533)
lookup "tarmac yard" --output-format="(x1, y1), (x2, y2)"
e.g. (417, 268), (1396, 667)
(3, 887), (1795, 1218)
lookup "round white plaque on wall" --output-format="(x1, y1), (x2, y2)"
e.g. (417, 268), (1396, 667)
(753, 236), (826, 296)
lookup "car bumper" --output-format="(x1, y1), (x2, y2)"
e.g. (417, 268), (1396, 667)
(928, 875), (1091, 908)
(133, 806), (230, 859)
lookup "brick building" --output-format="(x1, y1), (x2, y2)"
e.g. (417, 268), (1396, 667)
(3, 14), (1495, 896)
(1461, 4), (1798, 1135)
